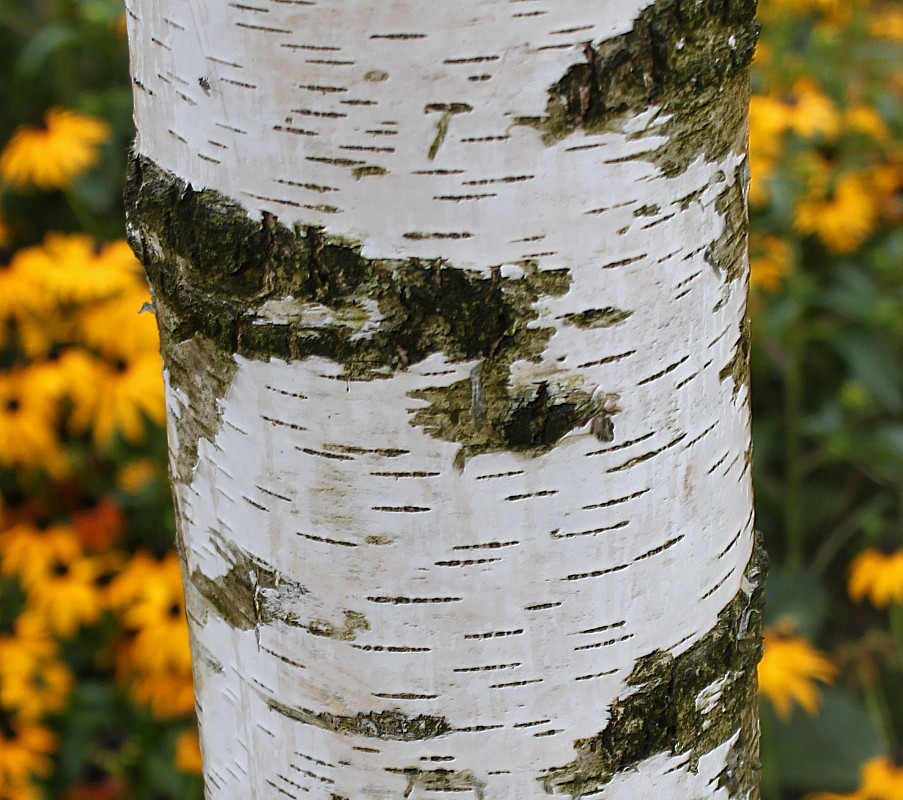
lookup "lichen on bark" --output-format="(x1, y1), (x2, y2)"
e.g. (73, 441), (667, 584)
(517, 0), (758, 175)
(540, 532), (766, 798)
(125, 156), (615, 463)
(386, 767), (486, 799)
(258, 694), (453, 742)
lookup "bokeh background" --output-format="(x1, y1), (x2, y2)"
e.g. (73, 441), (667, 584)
(0, 1), (900, 798)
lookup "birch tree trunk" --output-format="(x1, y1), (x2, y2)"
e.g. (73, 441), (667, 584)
(124, 1), (764, 797)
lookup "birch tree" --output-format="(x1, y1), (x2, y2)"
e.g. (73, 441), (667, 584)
(124, 0), (764, 797)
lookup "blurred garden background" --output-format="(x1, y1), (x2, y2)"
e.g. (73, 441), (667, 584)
(0, 0), (900, 798)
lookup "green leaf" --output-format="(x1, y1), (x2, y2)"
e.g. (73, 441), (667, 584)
(764, 565), (829, 638)
(761, 687), (882, 795)
(832, 328), (903, 412)
(16, 22), (78, 75)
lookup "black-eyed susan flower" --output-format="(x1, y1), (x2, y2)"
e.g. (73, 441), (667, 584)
(0, 644), (74, 721)
(0, 368), (65, 474)
(127, 668), (195, 720)
(0, 780), (42, 800)
(67, 350), (165, 448)
(20, 234), (143, 304)
(22, 551), (102, 638)
(844, 103), (891, 141)
(89, 551), (128, 610)
(809, 754), (903, 800)
(785, 78), (841, 140)
(748, 94), (792, 206)
(76, 286), (160, 360)
(0, 109), (110, 190)
(0, 249), (49, 343)
(794, 168), (881, 253)
(0, 613), (58, 671)
(175, 728), (203, 774)
(849, 548), (903, 608)
(758, 623), (837, 719)
(120, 552), (192, 674)
(870, 8), (903, 41)
(0, 716), (56, 785)
(0, 520), (80, 586)
(750, 234), (793, 292)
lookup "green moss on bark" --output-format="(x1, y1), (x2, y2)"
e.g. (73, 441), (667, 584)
(126, 156), (613, 462)
(386, 767), (486, 799)
(540, 532), (766, 798)
(258, 693), (453, 741)
(517, 0), (758, 175)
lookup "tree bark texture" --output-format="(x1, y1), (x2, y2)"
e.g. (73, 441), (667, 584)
(124, 1), (763, 798)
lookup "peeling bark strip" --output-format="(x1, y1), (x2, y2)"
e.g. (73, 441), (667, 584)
(126, 0), (759, 797)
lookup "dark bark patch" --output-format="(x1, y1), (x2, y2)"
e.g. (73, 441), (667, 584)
(260, 694), (453, 741)
(126, 156), (613, 463)
(517, 0), (758, 175)
(558, 308), (633, 329)
(539, 532), (766, 798)
(386, 767), (486, 799)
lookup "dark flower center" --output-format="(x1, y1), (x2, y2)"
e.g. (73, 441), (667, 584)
(113, 359), (129, 373)
(168, 602), (182, 619)
(4, 397), (20, 413)
(52, 561), (70, 577)
(0, 717), (16, 741)
(83, 763), (109, 784)
(95, 571), (115, 588)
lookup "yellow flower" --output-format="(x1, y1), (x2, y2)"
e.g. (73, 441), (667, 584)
(0, 613), (58, 669)
(758, 624), (837, 719)
(67, 350), (165, 447)
(809, 754), (903, 800)
(794, 169), (880, 253)
(175, 728), (203, 774)
(0, 367), (65, 474)
(750, 235), (793, 292)
(748, 95), (791, 205)
(0, 248), (53, 349)
(786, 78), (841, 141)
(0, 718), (56, 784)
(849, 548), (903, 608)
(0, 781), (42, 800)
(870, 9), (903, 41)
(76, 286), (160, 360)
(121, 552), (192, 673)
(108, 550), (172, 609)
(116, 458), (160, 493)
(22, 551), (103, 638)
(857, 754), (903, 799)
(0, 108), (110, 190)
(21, 233), (144, 303)
(127, 668), (195, 719)
(113, 551), (196, 719)
(845, 103), (890, 141)
(0, 645), (74, 721)
(0, 520), (80, 586)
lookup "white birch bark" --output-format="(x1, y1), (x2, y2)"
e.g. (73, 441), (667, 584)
(124, 1), (763, 798)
